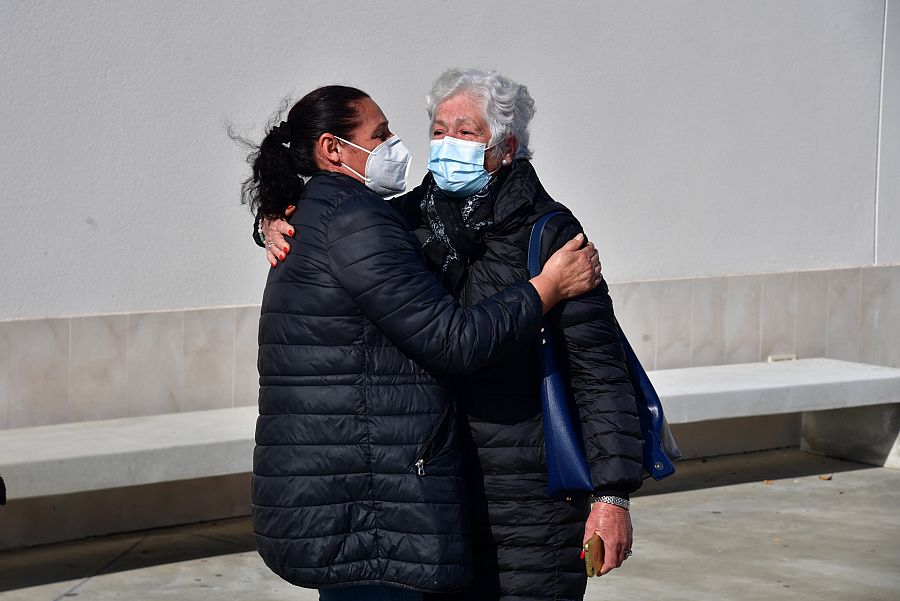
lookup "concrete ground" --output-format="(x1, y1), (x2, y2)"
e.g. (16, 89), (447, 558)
(1, 449), (898, 601)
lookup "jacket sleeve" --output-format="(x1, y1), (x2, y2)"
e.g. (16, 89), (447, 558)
(543, 215), (644, 498)
(326, 191), (543, 376)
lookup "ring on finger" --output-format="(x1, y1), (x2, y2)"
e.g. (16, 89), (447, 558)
(624, 549), (633, 559)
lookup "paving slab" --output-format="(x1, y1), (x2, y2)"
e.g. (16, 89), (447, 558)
(1, 449), (898, 601)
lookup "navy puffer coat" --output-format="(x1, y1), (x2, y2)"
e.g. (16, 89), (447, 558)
(252, 172), (545, 592)
(395, 160), (644, 601)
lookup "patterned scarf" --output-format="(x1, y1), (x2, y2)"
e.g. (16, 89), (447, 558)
(420, 177), (498, 297)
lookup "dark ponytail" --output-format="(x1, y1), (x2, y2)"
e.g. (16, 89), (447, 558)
(235, 85), (370, 219)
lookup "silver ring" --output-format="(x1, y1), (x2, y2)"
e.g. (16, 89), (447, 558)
(624, 549), (633, 558)
(266, 240), (275, 248)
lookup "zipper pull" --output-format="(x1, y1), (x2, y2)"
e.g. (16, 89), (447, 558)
(415, 459), (426, 476)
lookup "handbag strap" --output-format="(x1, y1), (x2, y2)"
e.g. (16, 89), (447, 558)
(527, 211), (568, 277)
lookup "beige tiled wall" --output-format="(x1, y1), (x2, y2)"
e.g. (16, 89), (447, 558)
(656, 279), (692, 370)
(182, 309), (235, 412)
(825, 269), (862, 361)
(724, 275), (762, 364)
(613, 281), (659, 369)
(127, 311), (183, 417)
(610, 265), (900, 371)
(71, 315), (128, 422)
(233, 306), (261, 408)
(689, 277), (727, 367)
(0, 322), (8, 429)
(1, 266), (898, 431)
(8, 318), (70, 428)
(795, 269), (828, 358)
(759, 272), (797, 360)
(0, 307), (260, 431)
(860, 267), (900, 366)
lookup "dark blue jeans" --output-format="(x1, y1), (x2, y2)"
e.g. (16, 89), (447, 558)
(318, 585), (423, 601)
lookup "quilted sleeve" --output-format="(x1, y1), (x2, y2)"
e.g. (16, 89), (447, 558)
(542, 214), (644, 497)
(326, 191), (543, 375)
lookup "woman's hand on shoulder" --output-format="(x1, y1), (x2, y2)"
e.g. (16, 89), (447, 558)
(261, 205), (296, 267)
(531, 234), (602, 310)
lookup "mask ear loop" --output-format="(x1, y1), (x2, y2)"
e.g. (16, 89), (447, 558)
(485, 141), (508, 175)
(335, 136), (373, 184)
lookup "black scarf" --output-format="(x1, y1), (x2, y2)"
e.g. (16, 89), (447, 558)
(419, 176), (502, 297)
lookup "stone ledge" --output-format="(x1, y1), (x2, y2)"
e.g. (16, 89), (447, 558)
(0, 407), (257, 500)
(2, 359), (898, 502)
(653, 358), (900, 423)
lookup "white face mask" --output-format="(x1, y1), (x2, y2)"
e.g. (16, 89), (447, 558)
(335, 135), (411, 197)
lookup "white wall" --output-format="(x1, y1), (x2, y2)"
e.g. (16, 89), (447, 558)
(878, 0), (900, 264)
(0, 0), (892, 320)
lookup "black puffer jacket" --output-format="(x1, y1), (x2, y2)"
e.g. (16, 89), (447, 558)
(396, 160), (644, 601)
(252, 172), (545, 592)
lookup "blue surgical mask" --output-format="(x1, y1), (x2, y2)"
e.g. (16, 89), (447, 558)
(428, 136), (500, 197)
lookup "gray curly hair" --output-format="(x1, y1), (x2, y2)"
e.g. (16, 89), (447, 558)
(425, 68), (536, 161)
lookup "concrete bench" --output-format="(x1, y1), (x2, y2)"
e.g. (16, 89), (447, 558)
(0, 406), (258, 501)
(654, 358), (900, 468)
(653, 358), (900, 423)
(1, 359), (898, 504)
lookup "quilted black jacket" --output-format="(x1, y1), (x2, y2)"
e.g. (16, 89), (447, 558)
(396, 160), (644, 601)
(252, 172), (544, 592)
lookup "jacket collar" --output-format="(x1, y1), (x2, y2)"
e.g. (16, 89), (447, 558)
(491, 159), (545, 224)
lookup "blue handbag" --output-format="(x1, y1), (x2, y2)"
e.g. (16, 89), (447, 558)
(528, 212), (680, 497)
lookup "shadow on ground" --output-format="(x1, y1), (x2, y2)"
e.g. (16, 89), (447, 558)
(0, 448), (879, 593)
(0, 519), (256, 592)
(637, 446), (872, 496)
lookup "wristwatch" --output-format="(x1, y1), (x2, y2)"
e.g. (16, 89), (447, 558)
(590, 494), (630, 511)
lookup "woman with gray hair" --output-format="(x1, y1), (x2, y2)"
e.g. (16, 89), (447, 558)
(258, 68), (643, 601)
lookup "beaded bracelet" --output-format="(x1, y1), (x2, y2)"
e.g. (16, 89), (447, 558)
(257, 220), (266, 246)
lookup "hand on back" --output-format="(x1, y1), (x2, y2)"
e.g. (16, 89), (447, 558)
(261, 205), (296, 267)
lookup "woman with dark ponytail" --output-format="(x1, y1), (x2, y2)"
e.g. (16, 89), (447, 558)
(241, 86), (601, 601)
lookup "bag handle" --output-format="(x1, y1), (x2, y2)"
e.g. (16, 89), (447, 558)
(528, 211), (679, 481)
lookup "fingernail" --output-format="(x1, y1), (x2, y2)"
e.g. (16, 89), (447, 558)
(270, 261), (276, 268)
(287, 205), (295, 211)
(288, 229), (295, 237)
(279, 254), (285, 261)
(579, 549), (585, 560)
(576, 233), (584, 240)
(283, 246), (290, 254)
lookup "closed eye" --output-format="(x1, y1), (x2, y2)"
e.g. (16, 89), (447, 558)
(372, 121), (391, 141)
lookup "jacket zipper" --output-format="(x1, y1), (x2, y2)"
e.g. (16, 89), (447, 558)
(412, 402), (453, 477)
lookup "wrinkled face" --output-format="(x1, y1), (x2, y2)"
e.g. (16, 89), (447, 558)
(431, 92), (504, 173)
(337, 96), (393, 182)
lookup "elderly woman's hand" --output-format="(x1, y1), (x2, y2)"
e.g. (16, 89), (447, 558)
(529, 234), (602, 313)
(583, 501), (633, 576)
(261, 205), (296, 267)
